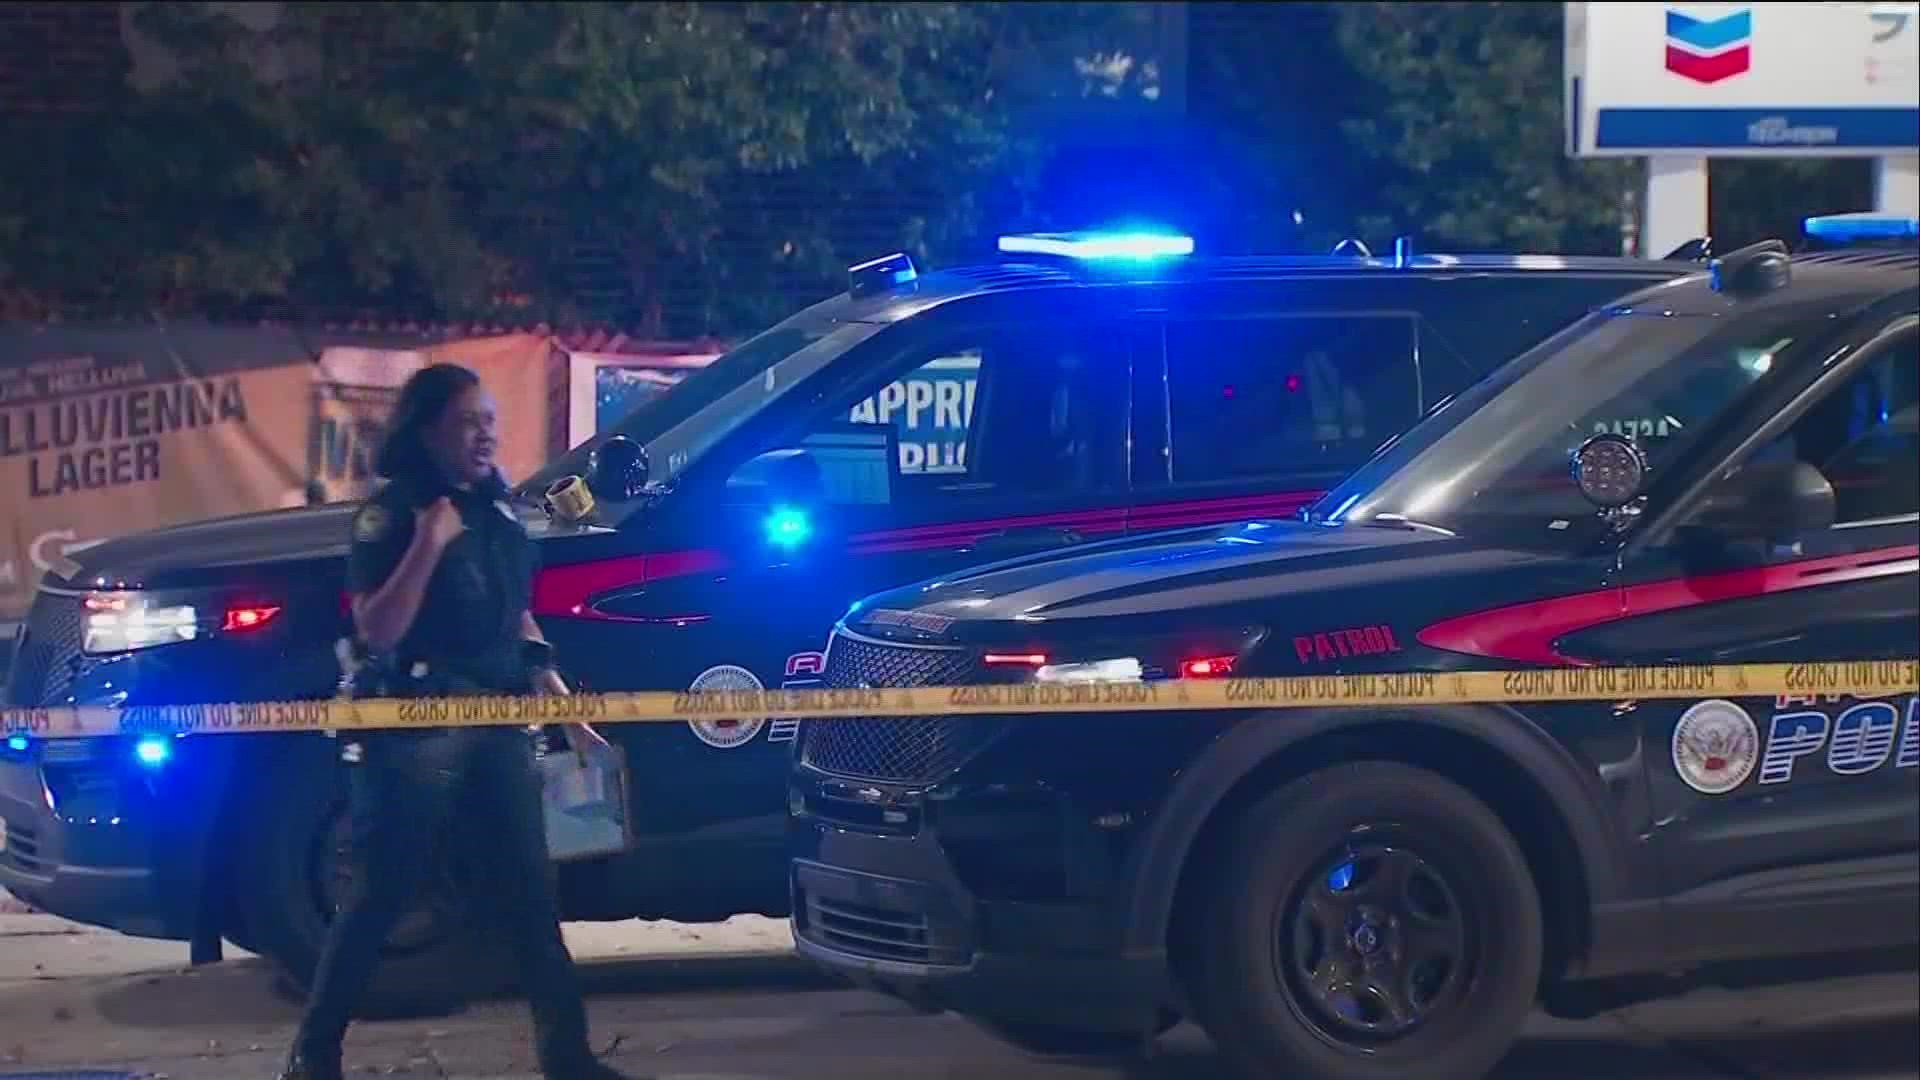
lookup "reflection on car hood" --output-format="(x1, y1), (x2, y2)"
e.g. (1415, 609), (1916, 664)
(846, 519), (1514, 642)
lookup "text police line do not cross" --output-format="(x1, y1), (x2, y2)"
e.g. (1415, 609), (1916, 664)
(1, 659), (1915, 740)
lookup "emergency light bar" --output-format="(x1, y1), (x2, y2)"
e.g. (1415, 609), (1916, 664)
(1803, 213), (1920, 242)
(997, 231), (1195, 260)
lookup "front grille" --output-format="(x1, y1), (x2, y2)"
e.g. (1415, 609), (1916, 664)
(803, 893), (942, 964)
(799, 631), (1004, 783)
(7, 591), (84, 706)
(1, 820), (46, 875)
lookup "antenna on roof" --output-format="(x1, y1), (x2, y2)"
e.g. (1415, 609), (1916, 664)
(1662, 236), (1713, 261)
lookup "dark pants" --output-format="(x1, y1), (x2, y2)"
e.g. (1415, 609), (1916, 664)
(293, 727), (592, 1073)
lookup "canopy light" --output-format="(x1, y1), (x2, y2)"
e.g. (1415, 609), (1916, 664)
(997, 231), (1194, 260)
(1803, 213), (1919, 242)
(5, 734), (28, 753)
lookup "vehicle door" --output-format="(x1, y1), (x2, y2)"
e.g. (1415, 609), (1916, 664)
(1598, 318), (1918, 964)
(604, 308), (1147, 831)
(1129, 281), (1424, 532)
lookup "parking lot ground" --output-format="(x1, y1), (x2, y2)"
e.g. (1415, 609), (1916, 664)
(1, 908), (1914, 1080)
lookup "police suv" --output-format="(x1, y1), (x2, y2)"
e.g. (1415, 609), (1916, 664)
(1, 230), (1688, 1004)
(789, 216), (1920, 1079)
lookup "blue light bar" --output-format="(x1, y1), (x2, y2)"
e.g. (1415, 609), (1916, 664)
(1803, 213), (1920, 241)
(997, 231), (1195, 260)
(5, 734), (28, 753)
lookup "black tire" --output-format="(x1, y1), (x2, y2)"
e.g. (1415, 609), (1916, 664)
(231, 738), (512, 1018)
(1191, 761), (1542, 1080)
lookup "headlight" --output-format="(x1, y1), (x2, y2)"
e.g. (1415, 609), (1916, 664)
(82, 592), (200, 655)
(1034, 658), (1144, 685)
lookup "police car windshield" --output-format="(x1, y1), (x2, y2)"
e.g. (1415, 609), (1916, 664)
(1310, 297), (1835, 547)
(519, 303), (859, 508)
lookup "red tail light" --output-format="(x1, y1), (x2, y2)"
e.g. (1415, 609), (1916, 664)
(223, 605), (283, 632)
(1180, 656), (1236, 679)
(984, 652), (1048, 666)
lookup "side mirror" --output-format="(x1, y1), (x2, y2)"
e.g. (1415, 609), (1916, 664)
(1685, 459), (1836, 543)
(590, 436), (650, 502)
(727, 447), (825, 503)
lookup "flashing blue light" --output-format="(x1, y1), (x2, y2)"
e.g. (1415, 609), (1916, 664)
(5, 734), (28, 753)
(1803, 213), (1919, 242)
(133, 737), (170, 768)
(1329, 861), (1356, 892)
(997, 231), (1195, 260)
(764, 506), (813, 549)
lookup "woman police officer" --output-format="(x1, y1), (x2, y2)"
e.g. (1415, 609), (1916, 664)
(280, 364), (641, 1080)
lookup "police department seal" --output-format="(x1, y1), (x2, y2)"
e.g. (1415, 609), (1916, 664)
(687, 664), (768, 749)
(1671, 699), (1759, 795)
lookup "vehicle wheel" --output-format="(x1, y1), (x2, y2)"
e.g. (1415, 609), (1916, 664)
(231, 742), (511, 1018)
(1191, 761), (1542, 1080)
(970, 1010), (1179, 1059)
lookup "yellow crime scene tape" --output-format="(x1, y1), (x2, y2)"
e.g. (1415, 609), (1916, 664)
(2, 659), (1915, 740)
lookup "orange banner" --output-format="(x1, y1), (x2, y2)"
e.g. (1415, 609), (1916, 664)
(1, 326), (560, 621)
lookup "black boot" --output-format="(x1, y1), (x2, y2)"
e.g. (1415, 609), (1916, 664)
(275, 1046), (344, 1080)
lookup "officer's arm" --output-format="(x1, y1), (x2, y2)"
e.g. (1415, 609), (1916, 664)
(348, 500), (451, 653)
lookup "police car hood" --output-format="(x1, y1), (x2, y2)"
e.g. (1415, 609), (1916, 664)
(845, 519), (1543, 645)
(40, 502), (365, 589)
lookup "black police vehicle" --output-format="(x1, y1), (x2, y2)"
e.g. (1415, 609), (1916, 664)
(0, 230), (1689, 1003)
(790, 215), (1920, 1079)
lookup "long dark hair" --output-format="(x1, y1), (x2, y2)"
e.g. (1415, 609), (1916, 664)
(376, 363), (482, 482)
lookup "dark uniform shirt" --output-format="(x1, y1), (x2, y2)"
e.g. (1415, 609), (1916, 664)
(347, 473), (539, 692)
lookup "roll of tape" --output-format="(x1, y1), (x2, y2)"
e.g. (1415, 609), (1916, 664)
(546, 475), (595, 522)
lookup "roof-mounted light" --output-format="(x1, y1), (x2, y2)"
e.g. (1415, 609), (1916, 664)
(1710, 239), (1792, 297)
(997, 231), (1194, 261)
(1803, 213), (1919, 243)
(848, 252), (918, 298)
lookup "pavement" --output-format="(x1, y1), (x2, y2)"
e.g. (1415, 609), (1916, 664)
(0, 892), (1915, 1080)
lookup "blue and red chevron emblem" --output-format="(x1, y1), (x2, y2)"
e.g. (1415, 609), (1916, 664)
(1665, 7), (1752, 84)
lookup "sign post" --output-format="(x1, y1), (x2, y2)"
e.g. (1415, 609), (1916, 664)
(1567, 2), (1920, 255)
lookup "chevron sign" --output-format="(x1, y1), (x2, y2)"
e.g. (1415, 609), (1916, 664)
(1665, 7), (1752, 84)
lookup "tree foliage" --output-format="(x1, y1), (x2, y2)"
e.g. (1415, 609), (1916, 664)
(1329, 1), (1636, 254)
(1, 2), (1153, 332)
(0, 1), (1880, 331)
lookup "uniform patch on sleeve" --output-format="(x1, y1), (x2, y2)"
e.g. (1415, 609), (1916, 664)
(353, 504), (391, 542)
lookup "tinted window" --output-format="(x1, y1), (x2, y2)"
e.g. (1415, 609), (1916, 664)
(1770, 328), (1919, 525)
(1165, 316), (1418, 481)
(818, 323), (1129, 505)
(1314, 298), (1843, 547)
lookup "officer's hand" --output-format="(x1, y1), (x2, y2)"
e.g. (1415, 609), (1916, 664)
(533, 666), (569, 696)
(563, 722), (611, 766)
(418, 497), (466, 549)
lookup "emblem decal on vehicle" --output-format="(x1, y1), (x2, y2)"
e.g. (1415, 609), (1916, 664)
(769, 650), (828, 743)
(1671, 699), (1760, 795)
(686, 664), (767, 749)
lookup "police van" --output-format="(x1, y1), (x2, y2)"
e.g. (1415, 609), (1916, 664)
(790, 215), (1920, 1078)
(1, 230), (1690, 1004)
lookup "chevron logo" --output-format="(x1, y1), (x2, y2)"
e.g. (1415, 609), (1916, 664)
(1665, 7), (1753, 84)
